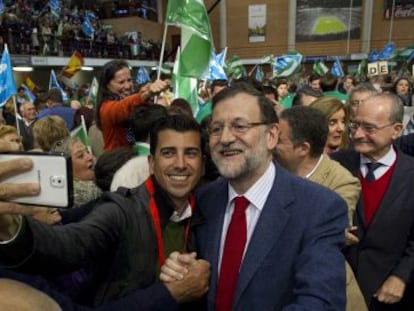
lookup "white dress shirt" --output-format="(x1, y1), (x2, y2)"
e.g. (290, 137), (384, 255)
(218, 162), (276, 269)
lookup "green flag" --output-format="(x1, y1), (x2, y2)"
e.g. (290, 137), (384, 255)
(313, 60), (329, 76)
(71, 115), (92, 153)
(226, 56), (245, 79)
(166, 0), (213, 78)
(172, 46), (199, 114)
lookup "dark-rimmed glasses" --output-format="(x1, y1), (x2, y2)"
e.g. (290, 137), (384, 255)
(208, 120), (271, 136)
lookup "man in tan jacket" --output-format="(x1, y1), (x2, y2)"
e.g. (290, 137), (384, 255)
(274, 105), (367, 311)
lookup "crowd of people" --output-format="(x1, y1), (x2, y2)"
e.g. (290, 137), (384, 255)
(0, 53), (414, 311)
(0, 0), (162, 60)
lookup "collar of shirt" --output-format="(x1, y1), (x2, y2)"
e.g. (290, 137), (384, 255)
(360, 147), (396, 178)
(228, 161), (276, 212)
(305, 154), (324, 179)
(170, 204), (192, 223)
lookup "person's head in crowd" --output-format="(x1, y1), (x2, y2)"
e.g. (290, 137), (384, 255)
(210, 79), (228, 98)
(132, 103), (168, 143)
(292, 85), (323, 106)
(209, 82), (279, 192)
(94, 148), (136, 191)
(32, 116), (70, 151)
(52, 136), (96, 181)
(0, 125), (23, 150)
(262, 85), (277, 102)
(320, 74), (338, 92)
(70, 100), (81, 110)
(311, 96), (348, 153)
(149, 114), (204, 209)
(274, 106), (328, 174)
(0, 279), (62, 311)
(19, 101), (37, 122)
(347, 82), (378, 117)
(169, 98), (194, 118)
(17, 86), (25, 97)
(392, 77), (413, 106)
(47, 88), (64, 107)
(368, 75), (384, 93)
(342, 75), (355, 94)
(95, 59), (133, 128)
(309, 74), (322, 91)
(98, 59), (132, 100)
(350, 93), (403, 161)
(33, 92), (49, 113)
(275, 79), (289, 100)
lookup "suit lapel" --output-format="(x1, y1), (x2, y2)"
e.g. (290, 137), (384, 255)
(365, 153), (410, 235)
(233, 167), (293, 305)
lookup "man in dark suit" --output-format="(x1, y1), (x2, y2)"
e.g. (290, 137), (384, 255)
(162, 83), (348, 310)
(331, 93), (414, 310)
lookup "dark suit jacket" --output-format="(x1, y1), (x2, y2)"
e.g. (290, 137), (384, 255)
(331, 149), (414, 308)
(195, 163), (348, 311)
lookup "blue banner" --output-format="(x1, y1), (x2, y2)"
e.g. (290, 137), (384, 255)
(0, 46), (17, 107)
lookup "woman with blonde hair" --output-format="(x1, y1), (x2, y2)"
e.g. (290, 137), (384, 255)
(0, 125), (23, 151)
(32, 116), (70, 151)
(311, 96), (349, 154)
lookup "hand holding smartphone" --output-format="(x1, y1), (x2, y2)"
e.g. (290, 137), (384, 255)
(0, 152), (74, 208)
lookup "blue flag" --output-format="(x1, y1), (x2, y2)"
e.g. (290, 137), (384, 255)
(255, 65), (264, 82)
(21, 84), (36, 103)
(48, 0), (60, 17)
(378, 42), (395, 60)
(0, 45), (17, 107)
(49, 69), (68, 102)
(82, 17), (94, 37)
(207, 48), (227, 80)
(85, 11), (98, 21)
(136, 67), (150, 85)
(0, 0), (4, 15)
(330, 57), (345, 78)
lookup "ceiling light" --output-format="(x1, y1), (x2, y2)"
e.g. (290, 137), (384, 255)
(13, 66), (34, 72)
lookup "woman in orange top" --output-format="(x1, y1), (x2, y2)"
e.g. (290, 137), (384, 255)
(96, 60), (168, 151)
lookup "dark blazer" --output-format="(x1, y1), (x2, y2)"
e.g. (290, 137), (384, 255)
(195, 163), (348, 311)
(331, 149), (414, 309)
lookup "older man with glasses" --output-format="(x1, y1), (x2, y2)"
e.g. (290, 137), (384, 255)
(332, 93), (414, 311)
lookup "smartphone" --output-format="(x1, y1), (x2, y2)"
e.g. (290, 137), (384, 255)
(0, 152), (74, 208)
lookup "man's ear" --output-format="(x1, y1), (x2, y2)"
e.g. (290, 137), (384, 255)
(267, 123), (279, 150)
(297, 142), (311, 157)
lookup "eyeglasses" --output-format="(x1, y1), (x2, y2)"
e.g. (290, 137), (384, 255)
(349, 121), (395, 134)
(208, 120), (271, 136)
(350, 99), (364, 107)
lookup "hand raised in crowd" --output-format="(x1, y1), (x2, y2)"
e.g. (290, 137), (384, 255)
(161, 251), (211, 303)
(141, 79), (170, 100)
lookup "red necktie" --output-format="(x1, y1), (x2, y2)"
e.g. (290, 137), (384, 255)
(215, 196), (250, 311)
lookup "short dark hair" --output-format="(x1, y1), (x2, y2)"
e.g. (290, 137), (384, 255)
(280, 106), (328, 158)
(292, 85), (323, 106)
(212, 82), (278, 124)
(132, 104), (168, 142)
(320, 74), (338, 92)
(48, 88), (63, 103)
(210, 79), (228, 93)
(94, 148), (136, 191)
(149, 114), (202, 155)
(309, 74), (321, 83)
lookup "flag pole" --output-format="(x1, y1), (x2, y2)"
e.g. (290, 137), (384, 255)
(13, 96), (20, 136)
(157, 23), (169, 80)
